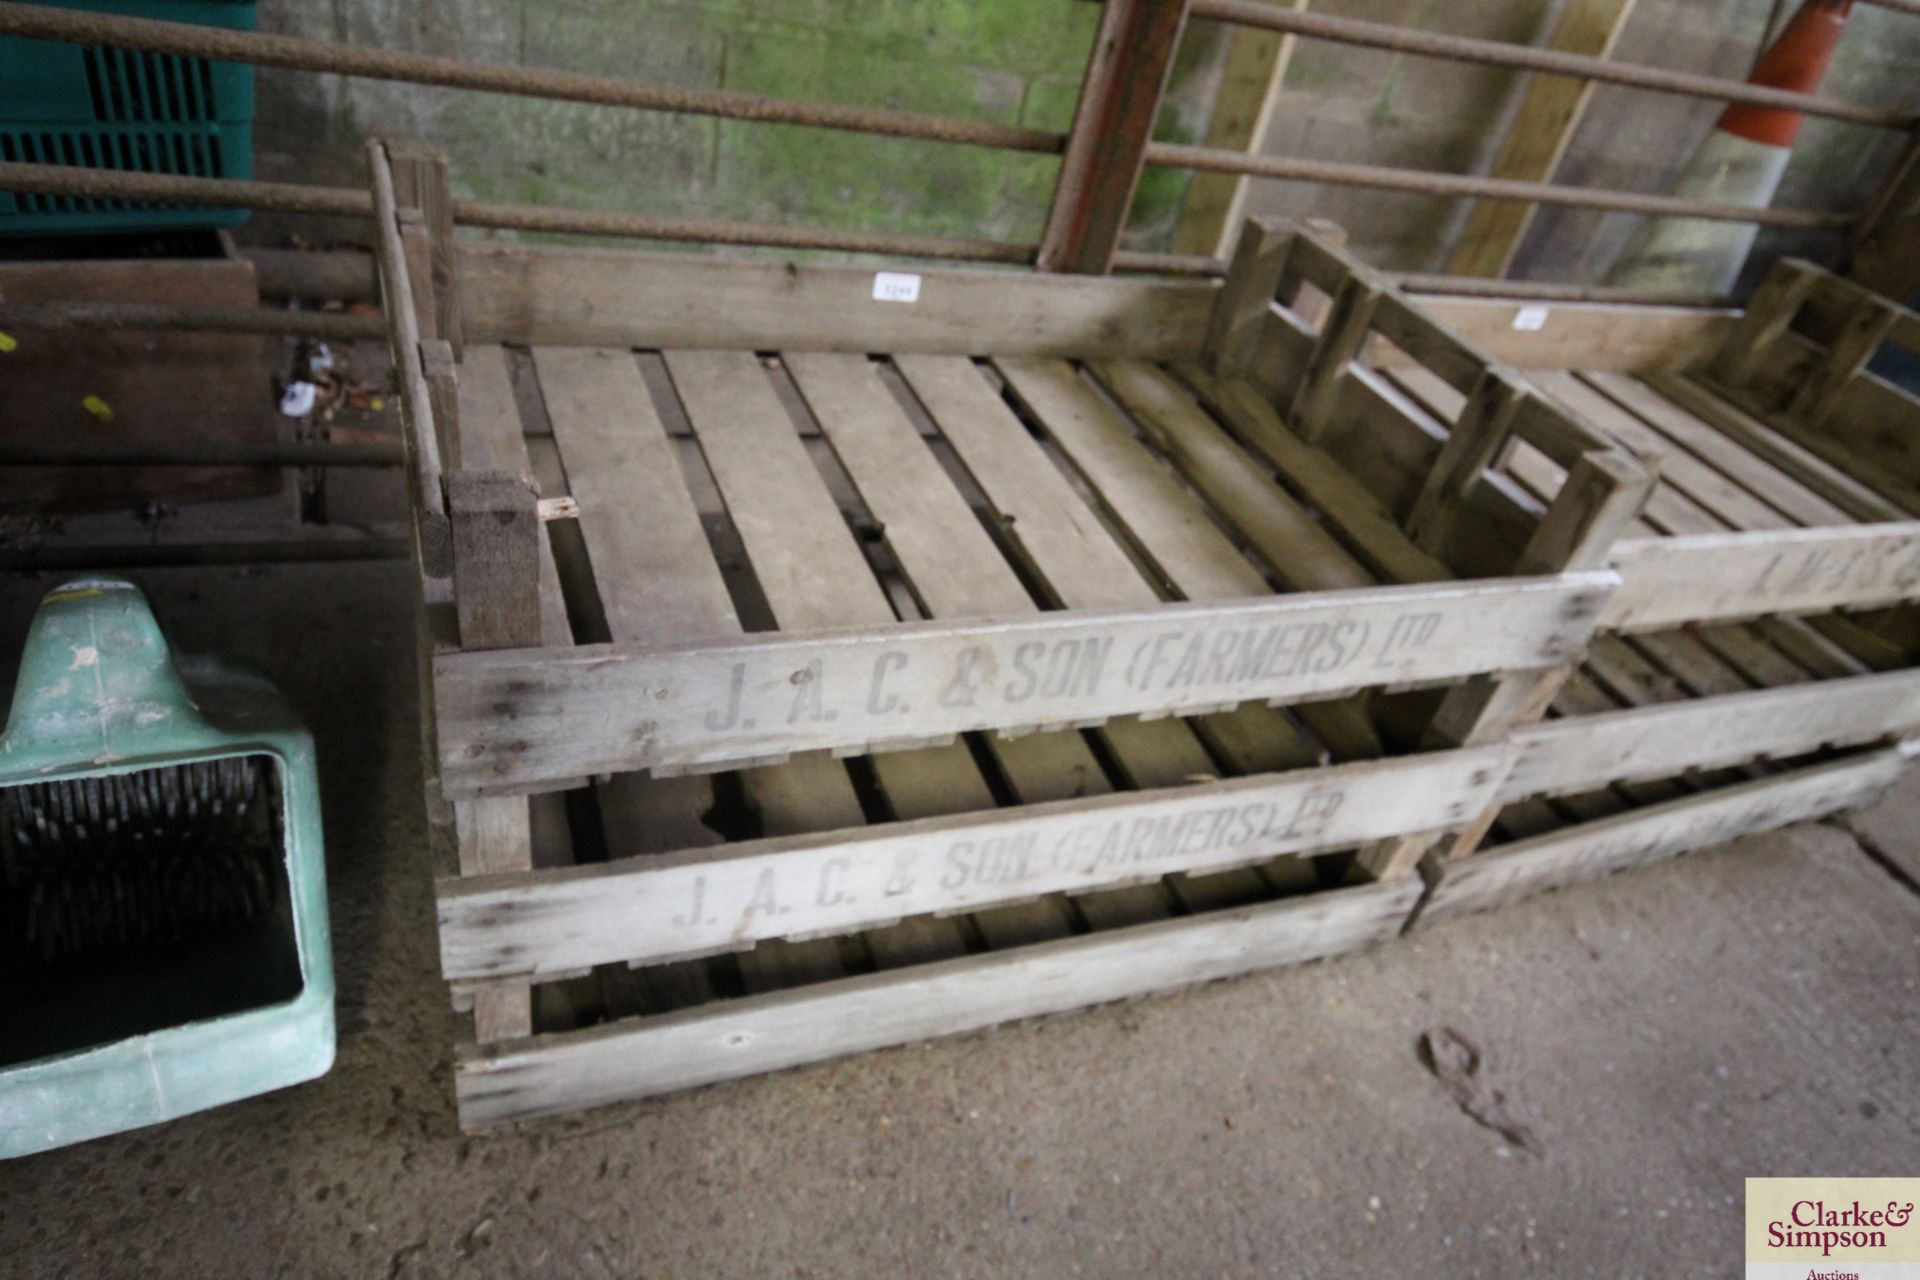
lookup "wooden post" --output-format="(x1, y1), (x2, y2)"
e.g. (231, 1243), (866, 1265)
(419, 338), (463, 471)
(1039, 0), (1192, 275)
(1204, 216), (1296, 376)
(1354, 448), (1652, 880)
(1711, 259), (1817, 387)
(446, 467), (543, 1043)
(1446, 0), (1640, 279)
(1288, 267), (1382, 441)
(386, 141), (464, 359)
(1788, 295), (1899, 427)
(1405, 366), (1531, 554)
(1171, 0), (1306, 261)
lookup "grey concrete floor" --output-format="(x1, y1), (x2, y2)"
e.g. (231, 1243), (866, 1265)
(0, 561), (1915, 1280)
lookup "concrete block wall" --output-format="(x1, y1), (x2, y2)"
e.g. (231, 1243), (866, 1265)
(251, 0), (1224, 251)
(248, 0), (1920, 287)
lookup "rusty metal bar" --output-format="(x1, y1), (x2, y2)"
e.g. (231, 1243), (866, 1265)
(1188, 0), (1913, 129)
(0, 162), (370, 216)
(456, 199), (1034, 264)
(0, 440), (405, 468)
(1038, 0), (1192, 273)
(0, 300), (386, 340)
(0, 163), (1038, 265)
(0, 3), (1064, 155)
(1146, 143), (1856, 230)
(1392, 275), (1734, 309)
(0, 537), (411, 570)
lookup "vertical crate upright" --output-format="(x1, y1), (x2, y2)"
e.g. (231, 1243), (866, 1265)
(0, 0), (255, 236)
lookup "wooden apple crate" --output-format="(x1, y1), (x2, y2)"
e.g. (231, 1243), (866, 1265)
(369, 147), (1694, 1129)
(1386, 257), (1920, 925)
(372, 123), (1919, 1125)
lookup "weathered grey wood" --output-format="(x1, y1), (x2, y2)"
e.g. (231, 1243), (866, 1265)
(740, 351), (1058, 958)
(452, 796), (536, 1041)
(998, 358), (1270, 602)
(1289, 271), (1382, 442)
(893, 353), (1315, 909)
(1369, 442), (1649, 875)
(1788, 297), (1901, 428)
(1711, 259), (1818, 387)
(1171, 367), (1449, 584)
(454, 345), (571, 646)
(1204, 218), (1294, 377)
(453, 875), (1423, 1127)
(388, 141), (464, 361)
(1001, 358), (1388, 763)
(1405, 367), (1530, 556)
(1603, 525), (1920, 632)
(1577, 373), (1851, 528)
(657, 349), (907, 988)
(368, 141), (451, 579)
(892, 353), (1154, 604)
(790, 352), (1143, 940)
(536, 348), (743, 643)
(1500, 670), (1920, 801)
(438, 746), (1512, 982)
(1516, 449), (1653, 574)
(1423, 746), (1915, 925)
(1650, 374), (1906, 525)
(436, 571), (1614, 796)
(460, 243), (1216, 358)
(1090, 361), (1371, 593)
(448, 470), (541, 651)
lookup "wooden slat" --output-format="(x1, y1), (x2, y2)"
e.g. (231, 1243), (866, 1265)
(999, 358), (1272, 601)
(861, 355), (1282, 917)
(1603, 525), (1920, 632)
(461, 244), (1215, 359)
(891, 354), (1154, 605)
(455, 346), (572, 645)
(453, 876), (1424, 1128)
(1445, 0), (1640, 279)
(533, 345), (749, 1011)
(437, 572), (1614, 795)
(536, 348), (741, 644)
(1500, 670), (1920, 801)
(1576, 373), (1851, 529)
(1172, 367), (1450, 584)
(1533, 371), (1790, 533)
(1653, 374), (1906, 524)
(1090, 361), (1372, 592)
(439, 746), (1510, 982)
(891, 357), (1322, 790)
(784, 350), (1106, 944)
(660, 350), (920, 985)
(1002, 357), (1383, 762)
(1423, 747), (1914, 925)
(453, 798), (535, 1041)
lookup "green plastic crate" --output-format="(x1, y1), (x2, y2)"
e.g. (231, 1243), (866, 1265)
(0, 579), (334, 1157)
(0, 0), (256, 236)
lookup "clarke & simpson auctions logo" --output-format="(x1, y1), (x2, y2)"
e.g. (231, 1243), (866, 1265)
(1747, 1179), (1920, 1279)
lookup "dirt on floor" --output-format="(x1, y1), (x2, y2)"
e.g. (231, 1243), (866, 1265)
(0, 561), (1915, 1280)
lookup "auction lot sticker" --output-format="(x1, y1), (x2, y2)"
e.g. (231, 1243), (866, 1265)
(1748, 1178), (1920, 1279)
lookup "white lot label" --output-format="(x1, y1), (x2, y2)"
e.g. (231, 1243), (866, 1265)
(872, 271), (922, 303)
(1512, 306), (1550, 332)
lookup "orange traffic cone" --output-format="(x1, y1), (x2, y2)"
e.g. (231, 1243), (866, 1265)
(1607, 0), (1852, 293)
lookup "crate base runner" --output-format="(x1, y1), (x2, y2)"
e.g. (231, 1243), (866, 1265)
(454, 875), (1421, 1128)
